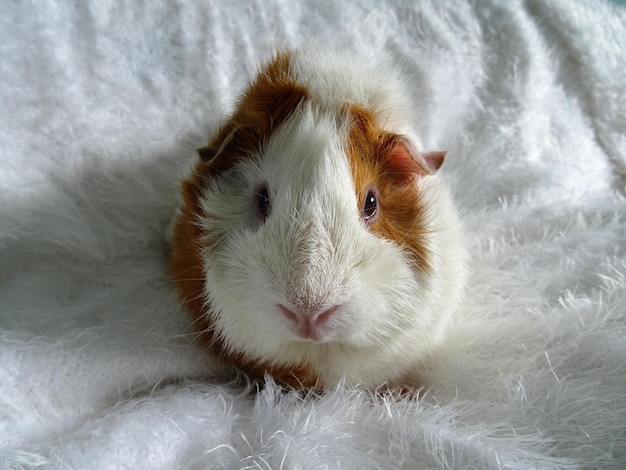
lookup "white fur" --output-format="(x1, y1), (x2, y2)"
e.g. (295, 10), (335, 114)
(195, 54), (467, 388)
(2, 0), (626, 468)
(289, 50), (419, 139)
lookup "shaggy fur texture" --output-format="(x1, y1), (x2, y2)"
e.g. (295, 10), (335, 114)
(1, 0), (625, 468)
(168, 50), (467, 390)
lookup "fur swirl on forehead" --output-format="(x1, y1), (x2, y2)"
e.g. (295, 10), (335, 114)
(168, 50), (467, 390)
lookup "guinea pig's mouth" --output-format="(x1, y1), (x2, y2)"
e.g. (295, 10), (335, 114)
(277, 304), (340, 343)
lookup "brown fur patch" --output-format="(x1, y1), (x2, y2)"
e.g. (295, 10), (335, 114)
(169, 51), (320, 389)
(168, 163), (211, 321)
(198, 51), (309, 176)
(344, 104), (432, 273)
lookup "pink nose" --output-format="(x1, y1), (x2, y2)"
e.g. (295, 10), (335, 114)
(277, 304), (339, 341)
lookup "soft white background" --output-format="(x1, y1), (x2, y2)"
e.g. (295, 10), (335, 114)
(1, 0), (625, 468)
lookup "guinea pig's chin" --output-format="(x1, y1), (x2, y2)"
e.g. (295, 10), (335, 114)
(285, 325), (336, 344)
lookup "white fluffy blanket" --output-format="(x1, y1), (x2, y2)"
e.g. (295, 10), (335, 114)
(2, 1), (626, 468)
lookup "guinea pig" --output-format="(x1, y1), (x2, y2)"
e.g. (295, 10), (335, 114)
(168, 49), (467, 391)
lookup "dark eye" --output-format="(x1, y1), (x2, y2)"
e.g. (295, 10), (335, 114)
(361, 187), (379, 225)
(255, 185), (271, 222)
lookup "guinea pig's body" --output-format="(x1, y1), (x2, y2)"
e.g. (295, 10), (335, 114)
(168, 50), (467, 390)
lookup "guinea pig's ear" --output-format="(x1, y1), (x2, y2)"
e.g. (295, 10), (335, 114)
(197, 145), (218, 163)
(196, 122), (243, 167)
(390, 136), (446, 176)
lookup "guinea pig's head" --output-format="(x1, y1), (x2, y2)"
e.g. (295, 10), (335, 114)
(169, 51), (467, 390)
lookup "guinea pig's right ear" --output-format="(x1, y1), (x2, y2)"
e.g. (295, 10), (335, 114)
(197, 145), (218, 163)
(196, 121), (237, 163)
(196, 122), (242, 167)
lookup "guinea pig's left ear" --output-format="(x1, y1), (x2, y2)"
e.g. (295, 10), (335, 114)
(389, 136), (446, 176)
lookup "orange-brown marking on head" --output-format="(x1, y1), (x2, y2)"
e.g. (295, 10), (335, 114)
(197, 51), (309, 175)
(344, 104), (433, 273)
(169, 51), (320, 389)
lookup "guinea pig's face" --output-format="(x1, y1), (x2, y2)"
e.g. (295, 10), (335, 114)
(170, 51), (466, 388)
(196, 105), (443, 373)
(201, 107), (426, 346)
